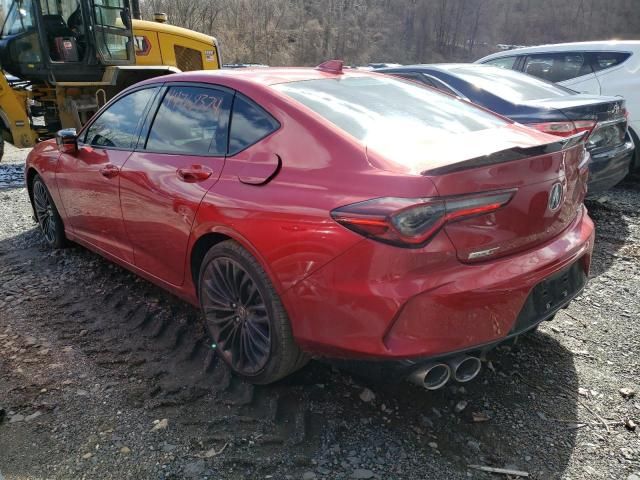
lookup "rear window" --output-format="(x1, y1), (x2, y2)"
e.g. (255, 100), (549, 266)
(146, 86), (232, 155)
(592, 51), (631, 72)
(273, 76), (506, 144)
(446, 65), (575, 102)
(523, 53), (592, 82)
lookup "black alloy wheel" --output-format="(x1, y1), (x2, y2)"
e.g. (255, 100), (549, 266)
(201, 256), (271, 374)
(32, 175), (65, 248)
(198, 241), (308, 384)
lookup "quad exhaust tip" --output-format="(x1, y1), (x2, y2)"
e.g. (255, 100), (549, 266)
(408, 363), (451, 390)
(448, 356), (482, 383)
(409, 356), (482, 390)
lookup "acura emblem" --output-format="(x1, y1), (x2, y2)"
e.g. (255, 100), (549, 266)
(548, 182), (564, 211)
(610, 103), (621, 116)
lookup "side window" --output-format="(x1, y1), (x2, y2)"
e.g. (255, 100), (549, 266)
(591, 52), (631, 72)
(524, 53), (592, 82)
(1, 0), (35, 37)
(84, 87), (157, 148)
(484, 56), (517, 70)
(146, 86), (232, 156)
(174, 46), (203, 71)
(228, 95), (279, 155)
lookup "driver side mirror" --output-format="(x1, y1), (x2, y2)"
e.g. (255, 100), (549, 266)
(56, 128), (78, 154)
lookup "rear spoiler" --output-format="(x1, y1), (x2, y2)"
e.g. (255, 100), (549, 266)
(422, 131), (588, 176)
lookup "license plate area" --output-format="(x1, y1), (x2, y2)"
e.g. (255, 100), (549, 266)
(531, 261), (586, 315)
(510, 260), (587, 334)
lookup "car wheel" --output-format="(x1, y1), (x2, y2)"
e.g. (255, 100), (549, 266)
(198, 240), (308, 384)
(32, 174), (66, 249)
(628, 127), (640, 173)
(0, 135), (4, 163)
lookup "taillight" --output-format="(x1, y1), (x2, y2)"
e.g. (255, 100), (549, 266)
(331, 189), (516, 248)
(528, 120), (597, 138)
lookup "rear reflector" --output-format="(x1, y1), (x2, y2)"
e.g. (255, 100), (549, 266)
(331, 189), (516, 248)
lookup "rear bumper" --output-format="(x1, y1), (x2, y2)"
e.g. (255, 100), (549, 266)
(283, 206), (594, 360)
(587, 139), (634, 195)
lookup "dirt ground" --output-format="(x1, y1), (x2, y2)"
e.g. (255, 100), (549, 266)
(1, 144), (639, 480)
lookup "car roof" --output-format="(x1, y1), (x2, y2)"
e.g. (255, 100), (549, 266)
(377, 63), (499, 73)
(476, 40), (640, 62)
(138, 67), (379, 89)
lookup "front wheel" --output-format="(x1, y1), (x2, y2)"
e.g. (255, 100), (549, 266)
(198, 240), (308, 384)
(32, 175), (66, 248)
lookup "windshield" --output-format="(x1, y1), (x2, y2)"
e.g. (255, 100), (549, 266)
(273, 76), (507, 147)
(446, 65), (576, 102)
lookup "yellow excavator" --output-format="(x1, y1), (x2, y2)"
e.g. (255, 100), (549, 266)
(0, 0), (221, 160)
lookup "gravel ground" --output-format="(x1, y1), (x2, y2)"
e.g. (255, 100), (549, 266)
(0, 144), (639, 480)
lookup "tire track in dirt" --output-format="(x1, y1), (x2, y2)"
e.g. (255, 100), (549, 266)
(2, 243), (327, 464)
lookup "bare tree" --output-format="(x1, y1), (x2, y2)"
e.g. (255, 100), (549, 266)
(137, 0), (640, 65)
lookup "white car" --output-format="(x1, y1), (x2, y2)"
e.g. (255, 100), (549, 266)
(476, 41), (640, 170)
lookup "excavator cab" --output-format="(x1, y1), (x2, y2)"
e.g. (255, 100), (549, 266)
(0, 0), (135, 82)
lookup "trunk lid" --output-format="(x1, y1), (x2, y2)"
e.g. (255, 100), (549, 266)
(524, 96), (629, 152)
(524, 95), (625, 123)
(417, 125), (588, 262)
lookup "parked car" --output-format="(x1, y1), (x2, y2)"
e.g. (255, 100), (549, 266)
(26, 62), (594, 388)
(475, 41), (640, 171)
(377, 63), (634, 194)
(355, 63), (402, 71)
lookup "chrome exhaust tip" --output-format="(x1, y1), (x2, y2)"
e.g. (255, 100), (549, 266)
(448, 356), (482, 383)
(408, 363), (451, 390)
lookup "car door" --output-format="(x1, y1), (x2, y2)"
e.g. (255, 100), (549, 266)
(56, 86), (159, 263)
(522, 52), (601, 94)
(119, 83), (233, 286)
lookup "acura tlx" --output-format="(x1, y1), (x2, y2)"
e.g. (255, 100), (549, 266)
(25, 61), (594, 388)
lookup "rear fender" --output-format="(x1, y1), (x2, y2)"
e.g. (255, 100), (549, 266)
(187, 219), (280, 296)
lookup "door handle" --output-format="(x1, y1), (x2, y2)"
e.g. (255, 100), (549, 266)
(99, 164), (119, 178)
(177, 165), (213, 183)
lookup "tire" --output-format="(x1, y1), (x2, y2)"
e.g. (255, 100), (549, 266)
(0, 135), (4, 163)
(32, 174), (67, 249)
(629, 127), (640, 173)
(198, 240), (308, 384)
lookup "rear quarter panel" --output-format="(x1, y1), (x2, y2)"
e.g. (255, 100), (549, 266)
(187, 84), (440, 297)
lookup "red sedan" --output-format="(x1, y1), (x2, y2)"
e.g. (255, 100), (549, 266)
(25, 61), (594, 388)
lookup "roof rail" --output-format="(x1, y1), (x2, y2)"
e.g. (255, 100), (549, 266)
(315, 60), (344, 74)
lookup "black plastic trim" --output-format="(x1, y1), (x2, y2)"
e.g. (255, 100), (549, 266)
(422, 131), (587, 176)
